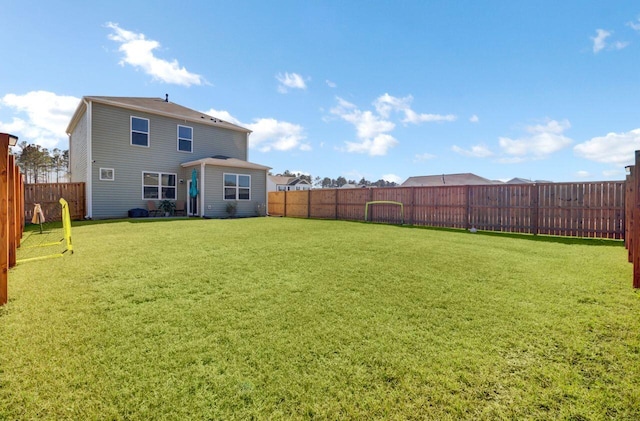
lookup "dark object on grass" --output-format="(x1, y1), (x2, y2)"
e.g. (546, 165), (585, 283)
(128, 208), (149, 218)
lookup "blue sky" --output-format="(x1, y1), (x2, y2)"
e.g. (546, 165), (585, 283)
(1, 1), (639, 184)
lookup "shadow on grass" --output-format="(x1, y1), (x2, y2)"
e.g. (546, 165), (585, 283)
(325, 218), (625, 247)
(402, 223), (624, 247)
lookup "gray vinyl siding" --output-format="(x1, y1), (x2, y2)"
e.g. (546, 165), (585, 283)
(69, 109), (88, 183)
(203, 165), (267, 218)
(89, 102), (249, 218)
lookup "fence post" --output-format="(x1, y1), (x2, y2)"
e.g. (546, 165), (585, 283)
(307, 190), (311, 218)
(465, 185), (470, 229)
(634, 151), (640, 288)
(410, 187), (415, 225)
(335, 189), (338, 220)
(284, 191), (287, 217)
(531, 184), (540, 235)
(626, 167), (634, 261)
(0, 134), (12, 306)
(8, 155), (16, 268)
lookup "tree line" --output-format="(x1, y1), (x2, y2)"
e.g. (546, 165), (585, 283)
(12, 142), (69, 184)
(274, 170), (398, 188)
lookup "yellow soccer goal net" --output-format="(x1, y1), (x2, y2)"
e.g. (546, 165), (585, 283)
(17, 198), (74, 264)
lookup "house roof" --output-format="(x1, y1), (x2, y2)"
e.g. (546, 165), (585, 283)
(506, 177), (533, 184)
(269, 175), (295, 185)
(181, 157), (271, 171)
(402, 173), (502, 187)
(66, 96), (251, 134)
(268, 175), (311, 186)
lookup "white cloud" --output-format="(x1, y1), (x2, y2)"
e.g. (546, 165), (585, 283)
(373, 94), (412, 118)
(591, 29), (611, 53)
(590, 28), (628, 53)
(382, 174), (402, 184)
(470, 114), (479, 123)
(373, 93), (456, 124)
(499, 119), (572, 158)
(344, 170), (364, 181)
(414, 152), (436, 162)
(203, 108), (242, 126)
(276, 72), (307, 93)
(330, 93), (455, 156)
(106, 22), (205, 86)
(345, 134), (398, 156)
(628, 18), (640, 31)
(574, 128), (640, 165)
(0, 91), (79, 150)
(247, 118), (308, 152)
(576, 170), (590, 178)
(349, 110), (395, 139)
(403, 109), (457, 124)
(603, 169), (624, 178)
(204, 108), (309, 152)
(451, 144), (493, 158)
(612, 40), (630, 50)
(330, 96), (397, 156)
(326, 80), (337, 88)
(290, 170), (310, 176)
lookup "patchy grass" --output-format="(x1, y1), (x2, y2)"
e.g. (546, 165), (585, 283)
(1, 217), (639, 419)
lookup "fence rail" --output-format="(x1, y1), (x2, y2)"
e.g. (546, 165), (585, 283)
(269, 181), (625, 240)
(24, 182), (85, 222)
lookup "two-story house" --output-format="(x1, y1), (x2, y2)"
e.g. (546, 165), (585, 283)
(66, 96), (270, 219)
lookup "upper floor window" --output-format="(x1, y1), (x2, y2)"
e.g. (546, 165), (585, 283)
(177, 125), (193, 152)
(131, 116), (149, 147)
(143, 171), (176, 199)
(224, 173), (251, 200)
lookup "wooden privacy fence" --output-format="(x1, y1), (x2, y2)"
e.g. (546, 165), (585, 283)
(24, 182), (85, 222)
(269, 181), (625, 239)
(624, 151), (640, 288)
(2, 135), (25, 306)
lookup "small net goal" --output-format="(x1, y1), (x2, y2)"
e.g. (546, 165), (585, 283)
(17, 198), (74, 264)
(364, 201), (404, 225)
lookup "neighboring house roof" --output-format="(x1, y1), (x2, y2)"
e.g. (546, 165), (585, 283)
(340, 183), (367, 188)
(506, 177), (534, 184)
(402, 173), (502, 187)
(66, 96), (251, 134)
(268, 175), (311, 186)
(181, 157), (271, 171)
(290, 178), (311, 185)
(507, 178), (554, 184)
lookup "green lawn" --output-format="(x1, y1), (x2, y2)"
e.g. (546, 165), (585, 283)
(1, 217), (639, 419)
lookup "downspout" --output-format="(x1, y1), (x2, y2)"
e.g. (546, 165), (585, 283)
(200, 162), (205, 217)
(85, 99), (93, 219)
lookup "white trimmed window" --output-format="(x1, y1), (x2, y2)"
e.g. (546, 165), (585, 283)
(142, 172), (176, 199)
(131, 116), (149, 147)
(99, 168), (114, 181)
(224, 173), (251, 200)
(177, 125), (193, 153)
